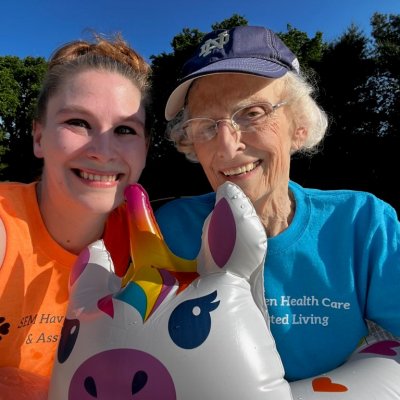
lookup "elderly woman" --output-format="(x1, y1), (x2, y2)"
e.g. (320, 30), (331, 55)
(155, 25), (400, 382)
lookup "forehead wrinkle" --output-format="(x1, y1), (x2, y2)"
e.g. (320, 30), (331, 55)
(188, 75), (282, 118)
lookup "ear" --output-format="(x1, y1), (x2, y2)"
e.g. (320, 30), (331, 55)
(290, 126), (307, 153)
(197, 182), (267, 280)
(32, 120), (44, 158)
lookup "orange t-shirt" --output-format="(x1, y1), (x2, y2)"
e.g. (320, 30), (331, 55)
(0, 182), (130, 377)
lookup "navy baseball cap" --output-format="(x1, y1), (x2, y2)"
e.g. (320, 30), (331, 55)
(165, 25), (300, 120)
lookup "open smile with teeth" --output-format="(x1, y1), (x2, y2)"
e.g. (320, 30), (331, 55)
(76, 170), (120, 182)
(222, 161), (261, 177)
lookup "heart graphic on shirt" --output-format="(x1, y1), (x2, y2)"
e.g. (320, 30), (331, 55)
(312, 377), (348, 392)
(360, 340), (400, 356)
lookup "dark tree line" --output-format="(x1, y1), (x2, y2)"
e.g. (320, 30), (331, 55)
(0, 13), (399, 215)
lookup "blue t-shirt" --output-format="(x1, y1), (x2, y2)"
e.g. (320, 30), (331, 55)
(155, 181), (400, 381)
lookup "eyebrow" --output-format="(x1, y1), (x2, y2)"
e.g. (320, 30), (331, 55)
(123, 114), (145, 129)
(56, 105), (92, 116)
(56, 106), (145, 128)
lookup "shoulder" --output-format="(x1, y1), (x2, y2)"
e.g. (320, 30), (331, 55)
(155, 192), (216, 259)
(0, 182), (38, 269)
(0, 181), (37, 203)
(290, 181), (398, 229)
(0, 181), (39, 230)
(155, 192), (216, 223)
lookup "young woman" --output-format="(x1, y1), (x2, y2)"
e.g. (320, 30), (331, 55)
(0, 33), (151, 396)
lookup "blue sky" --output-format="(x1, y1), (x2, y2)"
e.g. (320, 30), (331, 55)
(1, 0), (399, 62)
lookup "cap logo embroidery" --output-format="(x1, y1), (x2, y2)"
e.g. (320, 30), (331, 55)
(292, 58), (300, 73)
(199, 32), (230, 57)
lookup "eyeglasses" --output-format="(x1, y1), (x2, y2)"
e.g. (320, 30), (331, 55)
(181, 101), (287, 143)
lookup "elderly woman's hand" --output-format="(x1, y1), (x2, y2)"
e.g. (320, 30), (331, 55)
(0, 367), (49, 400)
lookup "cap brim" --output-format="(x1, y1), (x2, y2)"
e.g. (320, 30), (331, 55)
(165, 58), (289, 120)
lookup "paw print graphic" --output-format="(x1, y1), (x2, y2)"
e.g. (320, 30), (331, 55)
(0, 316), (10, 340)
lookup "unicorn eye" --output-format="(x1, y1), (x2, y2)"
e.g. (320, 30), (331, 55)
(168, 291), (219, 349)
(57, 318), (80, 363)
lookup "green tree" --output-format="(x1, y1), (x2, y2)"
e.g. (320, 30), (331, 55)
(317, 25), (371, 135)
(278, 24), (327, 74)
(210, 13), (248, 31)
(0, 56), (47, 181)
(367, 13), (400, 138)
(0, 13), (397, 215)
(371, 12), (400, 71)
(290, 14), (399, 215)
(0, 67), (19, 174)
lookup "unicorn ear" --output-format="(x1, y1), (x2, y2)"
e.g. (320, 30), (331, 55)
(67, 240), (122, 317)
(197, 182), (267, 280)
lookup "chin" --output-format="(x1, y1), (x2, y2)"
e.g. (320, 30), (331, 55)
(81, 195), (120, 214)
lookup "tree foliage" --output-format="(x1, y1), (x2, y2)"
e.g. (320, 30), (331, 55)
(0, 56), (47, 181)
(0, 13), (398, 214)
(289, 17), (399, 214)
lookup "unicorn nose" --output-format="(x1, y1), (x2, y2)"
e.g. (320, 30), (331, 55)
(132, 370), (148, 394)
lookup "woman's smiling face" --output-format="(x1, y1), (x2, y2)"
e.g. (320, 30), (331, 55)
(33, 68), (148, 215)
(187, 73), (304, 204)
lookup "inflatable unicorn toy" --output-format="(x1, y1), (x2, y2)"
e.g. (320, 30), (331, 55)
(48, 182), (292, 399)
(290, 325), (400, 398)
(49, 182), (400, 399)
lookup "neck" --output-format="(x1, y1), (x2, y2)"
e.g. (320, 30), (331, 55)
(255, 187), (295, 237)
(36, 182), (107, 255)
